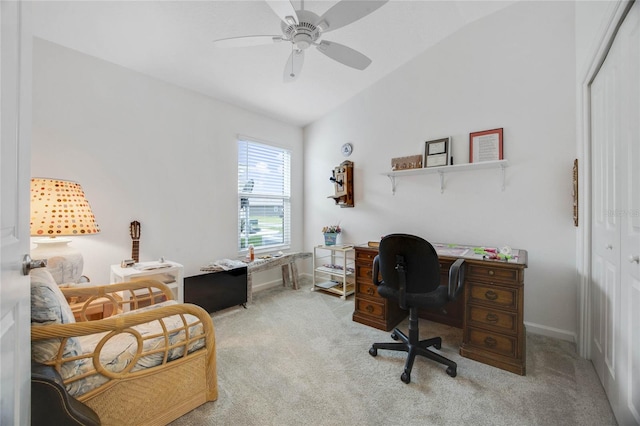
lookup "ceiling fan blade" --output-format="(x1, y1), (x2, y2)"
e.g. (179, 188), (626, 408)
(265, 0), (298, 25)
(213, 35), (282, 48)
(283, 49), (304, 82)
(316, 0), (388, 33)
(316, 40), (372, 70)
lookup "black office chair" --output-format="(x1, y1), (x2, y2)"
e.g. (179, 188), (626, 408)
(368, 234), (465, 384)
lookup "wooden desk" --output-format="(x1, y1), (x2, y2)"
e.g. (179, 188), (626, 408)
(353, 243), (528, 375)
(246, 252), (312, 303)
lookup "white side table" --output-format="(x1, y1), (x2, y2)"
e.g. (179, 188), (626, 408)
(110, 260), (184, 305)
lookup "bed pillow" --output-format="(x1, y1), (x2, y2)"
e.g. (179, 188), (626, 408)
(30, 268), (82, 380)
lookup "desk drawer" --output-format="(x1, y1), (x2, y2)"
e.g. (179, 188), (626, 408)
(466, 264), (520, 284)
(465, 327), (516, 358)
(467, 306), (516, 334)
(356, 250), (377, 263)
(356, 264), (374, 282)
(355, 298), (385, 319)
(468, 282), (518, 310)
(357, 280), (379, 298)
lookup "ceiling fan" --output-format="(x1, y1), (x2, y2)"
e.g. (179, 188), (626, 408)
(213, 0), (388, 82)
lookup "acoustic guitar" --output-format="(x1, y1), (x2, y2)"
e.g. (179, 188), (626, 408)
(130, 220), (141, 263)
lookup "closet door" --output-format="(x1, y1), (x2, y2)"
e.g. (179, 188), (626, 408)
(590, 2), (640, 424)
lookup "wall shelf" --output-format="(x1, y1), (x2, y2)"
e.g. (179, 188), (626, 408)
(382, 159), (508, 194)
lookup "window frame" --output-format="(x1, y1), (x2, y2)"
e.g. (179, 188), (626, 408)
(237, 136), (291, 254)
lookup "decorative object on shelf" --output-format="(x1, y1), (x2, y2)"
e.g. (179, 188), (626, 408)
(573, 159), (579, 227)
(129, 220), (141, 263)
(470, 128), (504, 163)
(322, 224), (342, 246)
(341, 142), (353, 157)
(391, 154), (422, 171)
(30, 178), (100, 284)
(328, 160), (354, 208)
(424, 137), (451, 168)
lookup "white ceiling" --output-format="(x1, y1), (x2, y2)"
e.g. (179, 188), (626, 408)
(31, 1), (515, 127)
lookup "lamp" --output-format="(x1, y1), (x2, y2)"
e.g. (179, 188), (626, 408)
(30, 178), (100, 284)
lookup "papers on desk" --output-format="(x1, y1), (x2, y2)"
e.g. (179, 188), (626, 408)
(433, 245), (470, 257)
(134, 262), (172, 271)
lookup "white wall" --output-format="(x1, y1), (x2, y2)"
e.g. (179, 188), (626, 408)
(32, 38), (304, 284)
(304, 1), (578, 340)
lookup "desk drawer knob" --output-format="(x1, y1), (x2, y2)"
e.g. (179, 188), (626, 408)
(486, 313), (499, 323)
(365, 305), (374, 313)
(484, 337), (497, 347)
(485, 290), (498, 301)
(488, 270), (495, 276)
(366, 288), (374, 295)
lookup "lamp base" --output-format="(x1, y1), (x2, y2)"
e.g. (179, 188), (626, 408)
(30, 238), (84, 285)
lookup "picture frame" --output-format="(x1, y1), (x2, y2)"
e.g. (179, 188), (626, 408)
(424, 137), (451, 168)
(469, 128), (503, 163)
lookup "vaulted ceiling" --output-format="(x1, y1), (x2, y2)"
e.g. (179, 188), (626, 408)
(31, 1), (514, 126)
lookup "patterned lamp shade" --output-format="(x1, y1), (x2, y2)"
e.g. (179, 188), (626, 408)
(30, 178), (100, 236)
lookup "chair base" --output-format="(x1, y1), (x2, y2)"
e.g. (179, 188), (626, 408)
(369, 308), (457, 384)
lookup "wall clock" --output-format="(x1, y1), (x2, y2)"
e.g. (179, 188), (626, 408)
(341, 143), (353, 157)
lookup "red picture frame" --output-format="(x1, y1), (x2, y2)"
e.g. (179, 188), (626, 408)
(469, 128), (503, 163)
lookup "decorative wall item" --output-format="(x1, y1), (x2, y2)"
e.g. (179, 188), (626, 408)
(573, 159), (579, 227)
(328, 160), (354, 208)
(470, 128), (503, 162)
(424, 137), (451, 167)
(391, 155), (422, 171)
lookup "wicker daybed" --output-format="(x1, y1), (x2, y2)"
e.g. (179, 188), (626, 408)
(30, 269), (217, 426)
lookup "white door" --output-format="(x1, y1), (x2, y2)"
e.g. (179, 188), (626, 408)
(590, 2), (640, 424)
(0, 1), (31, 424)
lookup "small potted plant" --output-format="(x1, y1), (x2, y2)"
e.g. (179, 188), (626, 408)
(322, 224), (342, 246)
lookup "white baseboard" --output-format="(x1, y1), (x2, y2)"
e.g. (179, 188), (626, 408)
(525, 321), (577, 343)
(252, 278), (284, 293)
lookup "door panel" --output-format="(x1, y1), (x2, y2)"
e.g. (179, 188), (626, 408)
(590, 2), (640, 424)
(0, 1), (31, 423)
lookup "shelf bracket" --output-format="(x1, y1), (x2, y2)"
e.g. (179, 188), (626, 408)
(387, 175), (397, 195)
(438, 171), (445, 194)
(500, 164), (506, 191)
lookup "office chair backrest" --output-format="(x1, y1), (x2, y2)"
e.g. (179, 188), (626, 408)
(378, 234), (440, 294)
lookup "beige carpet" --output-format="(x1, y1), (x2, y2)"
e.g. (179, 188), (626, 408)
(170, 280), (617, 426)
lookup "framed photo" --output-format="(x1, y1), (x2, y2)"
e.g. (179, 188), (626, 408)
(469, 128), (503, 163)
(424, 137), (450, 168)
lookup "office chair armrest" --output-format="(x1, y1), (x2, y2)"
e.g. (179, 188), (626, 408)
(373, 255), (381, 286)
(448, 258), (465, 301)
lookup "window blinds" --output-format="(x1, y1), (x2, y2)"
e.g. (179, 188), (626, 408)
(237, 138), (291, 252)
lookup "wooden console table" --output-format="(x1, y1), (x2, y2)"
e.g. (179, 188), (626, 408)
(353, 243), (528, 375)
(246, 252), (311, 303)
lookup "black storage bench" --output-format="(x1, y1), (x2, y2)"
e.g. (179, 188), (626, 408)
(184, 266), (248, 313)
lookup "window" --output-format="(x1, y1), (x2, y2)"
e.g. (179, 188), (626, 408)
(238, 137), (291, 252)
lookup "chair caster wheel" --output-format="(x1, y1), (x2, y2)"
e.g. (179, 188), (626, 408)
(369, 347), (377, 357)
(401, 371), (411, 384)
(390, 331), (399, 341)
(446, 366), (457, 377)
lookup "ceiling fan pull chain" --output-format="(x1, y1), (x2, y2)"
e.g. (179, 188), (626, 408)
(290, 44), (295, 78)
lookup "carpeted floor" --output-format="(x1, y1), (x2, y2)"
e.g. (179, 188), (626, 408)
(170, 280), (617, 426)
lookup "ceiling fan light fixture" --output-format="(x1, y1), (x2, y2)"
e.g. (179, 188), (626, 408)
(293, 33), (313, 50)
